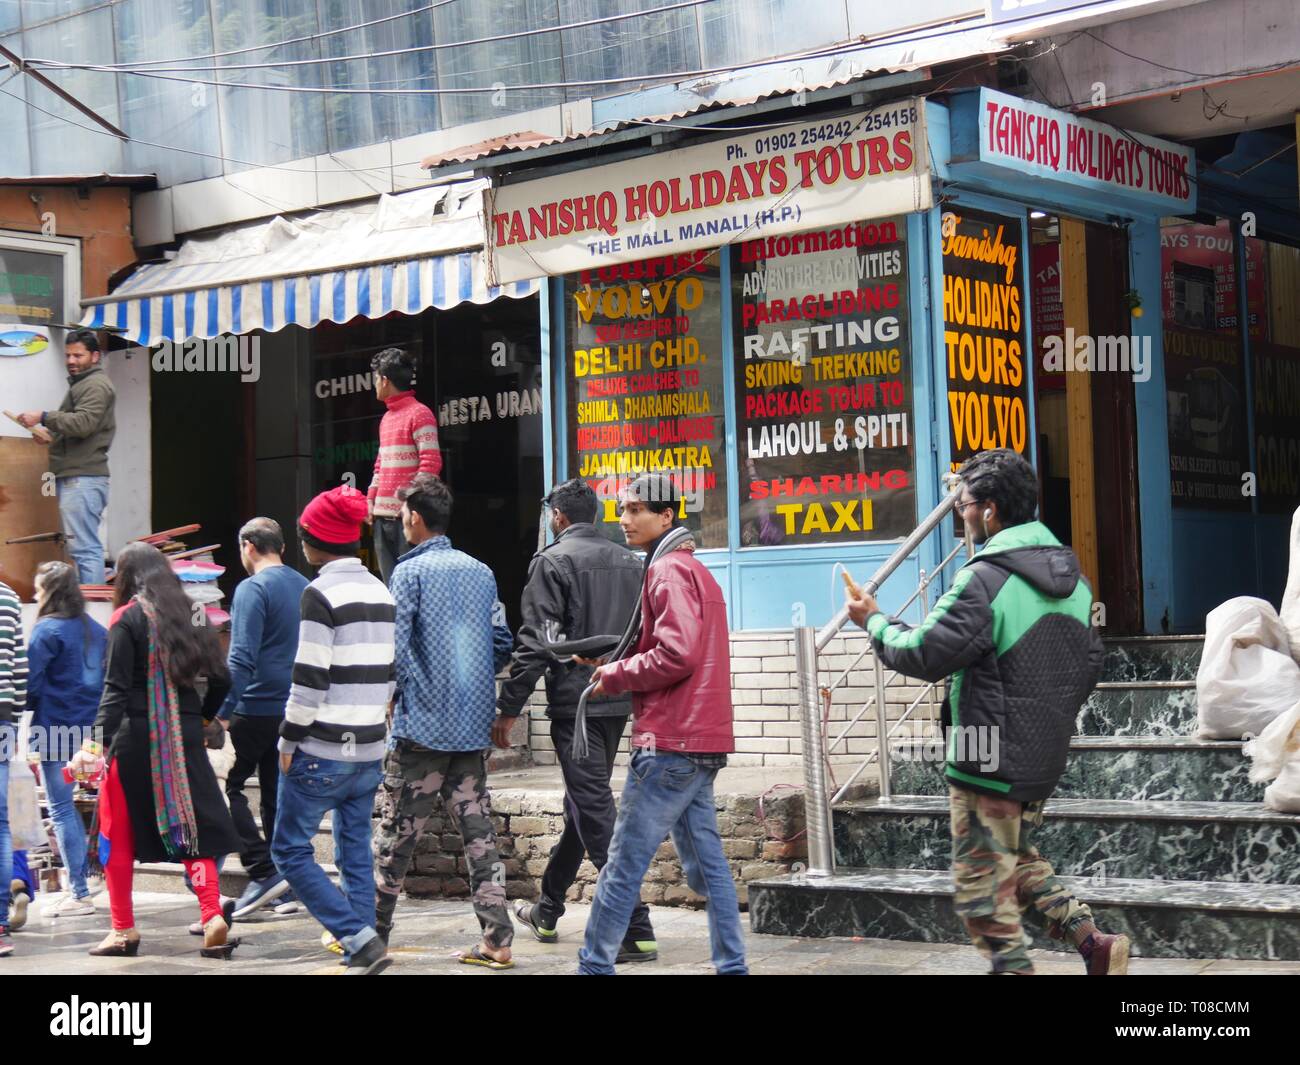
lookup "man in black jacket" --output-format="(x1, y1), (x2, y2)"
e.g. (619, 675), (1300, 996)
(494, 479), (657, 961)
(846, 449), (1128, 975)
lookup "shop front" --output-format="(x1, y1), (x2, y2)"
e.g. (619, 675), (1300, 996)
(488, 100), (943, 631)
(79, 183), (545, 623)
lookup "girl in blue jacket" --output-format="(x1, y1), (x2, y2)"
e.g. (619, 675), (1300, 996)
(27, 561), (106, 916)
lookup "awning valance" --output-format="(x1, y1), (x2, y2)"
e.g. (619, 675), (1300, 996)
(79, 181), (539, 347)
(80, 252), (538, 347)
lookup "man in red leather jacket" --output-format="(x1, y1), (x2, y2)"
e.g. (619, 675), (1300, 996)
(576, 474), (747, 975)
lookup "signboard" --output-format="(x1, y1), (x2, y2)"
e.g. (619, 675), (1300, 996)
(1160, 221), (1268, 339)
(1164, 324), (1250, 508)
(1030, 240), (1065, 390)
(978, 88), (1195, 214)
(1253, 341), (1300, 511)
(732, 217), (916, 545)
(942, 208), (1031, 472)
(490, 101), (931, 284)
(564, 251), (728, 548)
(0, 245), (63, 357)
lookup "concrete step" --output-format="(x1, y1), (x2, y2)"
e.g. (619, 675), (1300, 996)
(133, 853), (340, 899)
(833, 795), (1300, 884)
(748, 867), (1300, 960)
(890, 736), (1262, 803)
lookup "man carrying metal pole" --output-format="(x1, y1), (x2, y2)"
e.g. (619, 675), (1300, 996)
(844, 448), (1128, 976)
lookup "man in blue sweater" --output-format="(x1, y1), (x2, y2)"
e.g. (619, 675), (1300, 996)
(218, 518), (310, 918)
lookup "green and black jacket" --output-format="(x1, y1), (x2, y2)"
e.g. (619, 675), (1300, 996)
(865, 521), (1103, 802)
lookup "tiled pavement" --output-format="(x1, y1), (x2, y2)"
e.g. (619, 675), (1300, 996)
(5, 890), (1300, 975)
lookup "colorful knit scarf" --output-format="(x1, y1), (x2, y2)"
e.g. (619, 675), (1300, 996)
(138, 597), (198, 858)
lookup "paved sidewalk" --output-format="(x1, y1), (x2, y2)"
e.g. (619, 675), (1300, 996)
(4, 891), (1299, 975)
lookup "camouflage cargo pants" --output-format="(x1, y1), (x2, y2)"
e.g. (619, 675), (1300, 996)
(949, 785), (1092, 973)
(373, 739), (513, 949)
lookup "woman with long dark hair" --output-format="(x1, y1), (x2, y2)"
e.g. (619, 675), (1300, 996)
(26, 561), (107, 917)
(70, 542), (241, 956)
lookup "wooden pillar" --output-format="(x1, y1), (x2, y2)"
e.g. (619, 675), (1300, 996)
(1059, 216), (1100, 594)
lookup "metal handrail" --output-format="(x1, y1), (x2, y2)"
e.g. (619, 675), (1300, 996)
(794, 475), (973, 877)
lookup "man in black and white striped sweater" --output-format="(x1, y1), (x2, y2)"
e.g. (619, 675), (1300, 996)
(1, 576), (30, 956)
(271, 486), (396, 975)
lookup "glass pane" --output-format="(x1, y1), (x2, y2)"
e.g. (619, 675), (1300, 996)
(19, 0), (100, 25)
(1160, 217), (1252, 509)
(0, 2), (18, 33)
(434, 0), (563, 129)
(114, 0), (222, 184)
(563, 252), (729, 549)
(733, 218), (917, 545)
(212, 0), (326, 171)
(559, 0), (700, 102)
(702, 0), (848, 70)
(24, 9), (124, 173)
(318, 0), (439, 152)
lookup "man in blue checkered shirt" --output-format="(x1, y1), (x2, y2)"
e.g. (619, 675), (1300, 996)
(373, 473), (517, 968)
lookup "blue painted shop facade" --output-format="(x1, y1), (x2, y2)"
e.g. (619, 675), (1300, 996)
(469, 82), (1298, 637)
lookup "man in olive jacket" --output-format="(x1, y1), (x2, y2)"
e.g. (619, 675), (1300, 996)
(846, 449), (1128, 976)
(494, 478), (657, 960)
(17, 328), (116, 584)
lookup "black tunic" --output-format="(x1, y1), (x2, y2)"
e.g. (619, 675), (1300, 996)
(94, 602), (241, 863)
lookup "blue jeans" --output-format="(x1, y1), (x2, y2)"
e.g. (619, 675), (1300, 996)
(578, 750), (748, 975)
(272, 752), (383, 956)
(57, 475), (110, 585)
(40, 761), (89, 899)
(0, 726), (15, 927)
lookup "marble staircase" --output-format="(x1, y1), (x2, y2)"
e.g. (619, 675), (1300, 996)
(749, 635), (1300, 960)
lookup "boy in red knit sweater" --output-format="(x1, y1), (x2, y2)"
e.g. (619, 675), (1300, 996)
(367, 347), (442, 583)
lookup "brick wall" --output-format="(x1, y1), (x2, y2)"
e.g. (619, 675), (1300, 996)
(523, 629), (944, 768)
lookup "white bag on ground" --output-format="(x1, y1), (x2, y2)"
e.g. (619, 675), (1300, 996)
(1196, 597), (1300, 739)
(7, 761), (48, 850)
(1281, 505), (1300, 662)
(1243, 699), (1300, 812)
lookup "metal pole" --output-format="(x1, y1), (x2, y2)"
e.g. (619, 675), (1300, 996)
(816, 486), (962, 651)
(794, 625), (834, 877)
(873, 647), (892, 801)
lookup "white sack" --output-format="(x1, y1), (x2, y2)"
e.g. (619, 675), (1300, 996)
(1196, 596), (1300, 739)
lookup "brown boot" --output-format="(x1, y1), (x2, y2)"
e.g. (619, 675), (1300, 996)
(88, 927), (140, 957)
(1070, 921), (1130, 975)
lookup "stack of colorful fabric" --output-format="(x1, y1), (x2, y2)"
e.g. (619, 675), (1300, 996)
(172, 557), (229, 627)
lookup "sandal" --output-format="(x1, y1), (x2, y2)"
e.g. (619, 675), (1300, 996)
(455, 945), (514, 970)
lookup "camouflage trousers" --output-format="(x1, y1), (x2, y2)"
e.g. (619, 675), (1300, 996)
(373, 739), (513, 949)
(949, 785), (1092, 973)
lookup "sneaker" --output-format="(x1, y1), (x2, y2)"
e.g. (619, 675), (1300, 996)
(514, 901), (558, 943)
(616, 938), (658, 963)
(1082, 931), (1130, 976)
(272, 889), (301, 915)
(344, 935), (392, 976)
(8, 892), (29, 931)
(0, 925), (11, 957)
(231, 875), (291, 919)
(321, 929), (344, 955)
(42, 894), (95, 918)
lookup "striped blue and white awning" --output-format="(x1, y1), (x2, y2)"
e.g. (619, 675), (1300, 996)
(81, 251), (539, 348)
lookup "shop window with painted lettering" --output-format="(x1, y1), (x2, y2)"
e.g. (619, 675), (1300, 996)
(1160, 218), (1251, 509)
(941, 208), (1030, 472)
(732, 219), (916, 545)
(1249, 235), (1300, 512)
(563, 252), (728, 548)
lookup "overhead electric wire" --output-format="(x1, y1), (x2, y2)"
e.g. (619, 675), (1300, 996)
(57, 0), (718, 75)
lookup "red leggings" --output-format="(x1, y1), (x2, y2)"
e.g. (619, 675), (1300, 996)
(102, 760), (221, 931)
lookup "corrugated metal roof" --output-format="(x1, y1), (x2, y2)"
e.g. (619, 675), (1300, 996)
(420, 22), (1012, 171)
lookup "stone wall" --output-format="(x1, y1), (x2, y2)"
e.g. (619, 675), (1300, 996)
(401, 785), (810, 908)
